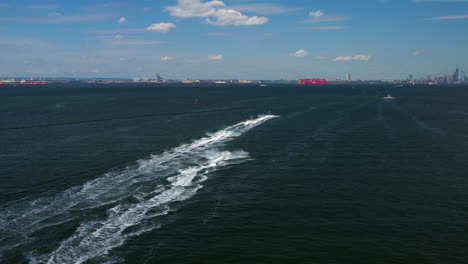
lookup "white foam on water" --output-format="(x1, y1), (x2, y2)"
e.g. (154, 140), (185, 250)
(0, 114), (278, 263)
(29, 150), (249, 264)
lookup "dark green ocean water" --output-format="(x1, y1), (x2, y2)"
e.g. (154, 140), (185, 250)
(1, 83), (467, 264)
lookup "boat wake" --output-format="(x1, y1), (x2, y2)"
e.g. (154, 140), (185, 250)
(0, 114), (278, 264)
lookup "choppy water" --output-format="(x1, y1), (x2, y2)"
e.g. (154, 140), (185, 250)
(1, 84), (468, 263)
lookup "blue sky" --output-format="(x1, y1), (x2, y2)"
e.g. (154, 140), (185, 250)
(0, 0), (467, 80)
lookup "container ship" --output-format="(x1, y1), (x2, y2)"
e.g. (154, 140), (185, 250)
(297, 78), (328, 85)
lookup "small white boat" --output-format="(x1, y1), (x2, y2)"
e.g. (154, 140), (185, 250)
(260, 83), (267, 87)
(383, 94), (395, 100)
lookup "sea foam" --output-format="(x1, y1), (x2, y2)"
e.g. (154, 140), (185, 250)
(0, 115), (278, 263)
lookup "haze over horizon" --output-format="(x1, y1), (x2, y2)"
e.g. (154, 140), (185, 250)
(1, 0), (467, 80)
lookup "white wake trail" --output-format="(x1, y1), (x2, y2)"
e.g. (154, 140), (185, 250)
(30, 150), (249, 264)
(0, 114), (278, 263)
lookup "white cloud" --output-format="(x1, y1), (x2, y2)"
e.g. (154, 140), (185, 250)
(302, 10), (347, 23)
(143, 7), (151, 12)
(167, 0), (224, 17)
(315, 55), (327, 60)
(119, 57), (135, 62)
(290, 49), (309, 57)
(114, 34), (125, 40)
(146, 22), (176, 33)
(228, 4), (298, 15)
(160, 56), (173, 61)
(412, 49), (425, 56)
(204, 9), (269, 26)
(118, 17), (127, 24)
(208, 54), (223, 60)
(333, 55), (372, 62)
(425, 14), (468, 20)
(309, 10), (324, 17)
(303, 16), (348, 23)
(167, 0), (268, 26)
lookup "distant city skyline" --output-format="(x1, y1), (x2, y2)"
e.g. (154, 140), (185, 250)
(0, 0), (467, 80)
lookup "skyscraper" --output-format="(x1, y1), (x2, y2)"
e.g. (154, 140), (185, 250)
(409, 74), (414, 81)
(453, 68), (459, 82)
(347, 73), (351, 81)
(445, 74), (452, 83)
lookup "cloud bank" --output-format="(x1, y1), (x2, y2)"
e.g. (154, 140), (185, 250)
(118, 17), (127, 24)
(303, 10), (347, 23)
(425, 14), (468, 20)
(412, 49), (425, 56)
(333, 55), (372, 62)
(166, 0), (268, 26)
(160, 56), (173, 61)
(290, 50), (309, 57)
(208, 54), (223, 60)
(147, 22), (176, 33)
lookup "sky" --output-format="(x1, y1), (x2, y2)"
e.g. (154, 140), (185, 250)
(0, 0), (467, 80)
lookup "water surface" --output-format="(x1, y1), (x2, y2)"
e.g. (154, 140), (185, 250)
(1, 84), (467, 263)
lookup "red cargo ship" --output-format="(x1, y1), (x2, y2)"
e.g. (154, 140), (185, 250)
(297, 78), (328, 85)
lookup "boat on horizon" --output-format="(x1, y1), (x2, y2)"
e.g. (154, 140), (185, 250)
(297, 78), (328, 85)
(383, 94), (395, 100)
